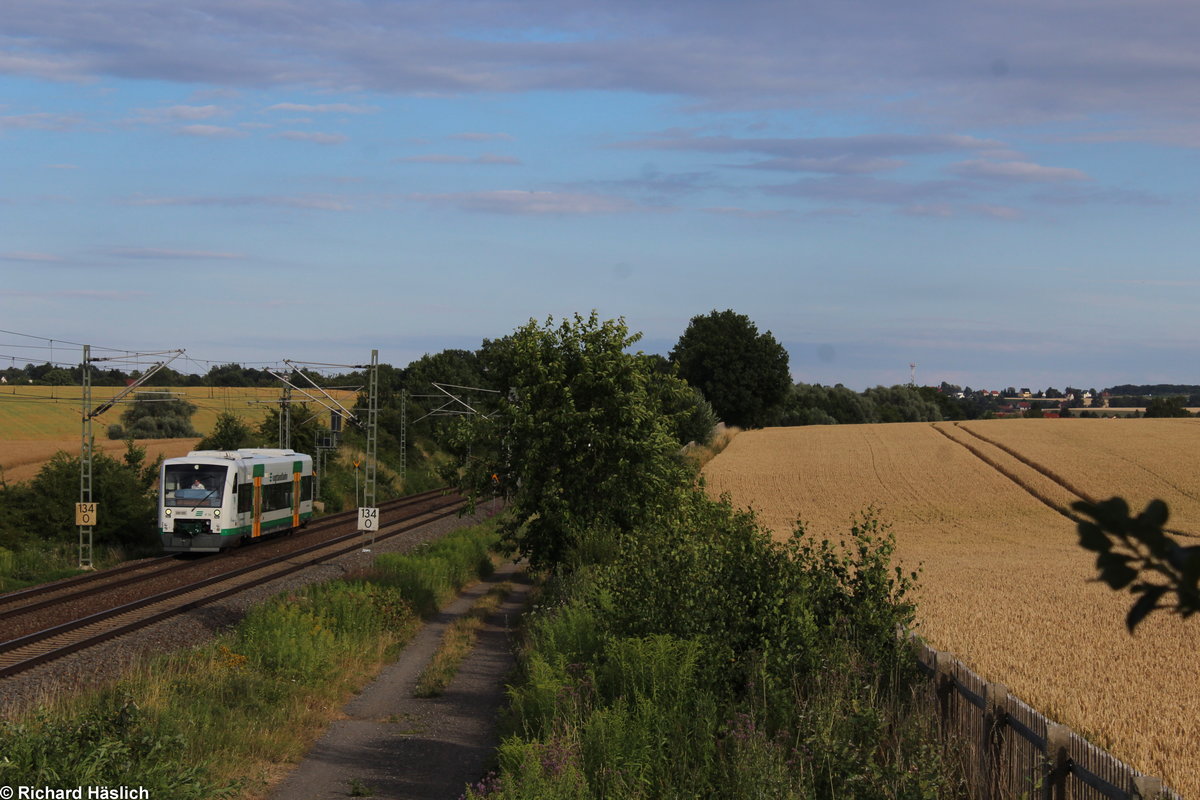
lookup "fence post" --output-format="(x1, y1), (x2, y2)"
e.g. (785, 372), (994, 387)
(1044, 723), (1071, 800)
(934, 650), (954, 728)
(981, 681), (1007, 800)
(1132, 775), (1162, 799)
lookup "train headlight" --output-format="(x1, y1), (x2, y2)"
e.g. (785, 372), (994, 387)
(214, 510), (221, 518)
(165, 509), (172, 517)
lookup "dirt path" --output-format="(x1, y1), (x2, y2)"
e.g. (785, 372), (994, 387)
(267, 560), (531, 800)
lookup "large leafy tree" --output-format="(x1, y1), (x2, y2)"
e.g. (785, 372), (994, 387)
(444, 313), (691, 571)
(119, 395), (198, 438)
(669, 309), (791, 428)
(196, 411), (255, 451)
(1144, 396), (1191, 418)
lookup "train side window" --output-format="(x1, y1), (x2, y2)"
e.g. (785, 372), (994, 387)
(301, 475), (313, 502)
(237, 483), (253, 514)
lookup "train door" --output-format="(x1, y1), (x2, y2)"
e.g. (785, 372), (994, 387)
(292, 460), (302, 529)
(252, 463), (264, 538)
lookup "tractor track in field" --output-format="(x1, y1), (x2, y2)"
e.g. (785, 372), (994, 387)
(952, 423), (1098, 504)
(929, 423), (1083, 524)
(931, 422), (1200, 540)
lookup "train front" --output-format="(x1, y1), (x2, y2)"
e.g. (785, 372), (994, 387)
(159, 457), (235, 552)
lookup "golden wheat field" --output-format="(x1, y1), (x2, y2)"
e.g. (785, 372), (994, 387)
(0, 385), (356, 483)
(703, 420), (1200, 797)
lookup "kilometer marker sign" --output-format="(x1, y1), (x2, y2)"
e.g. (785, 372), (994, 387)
(76, 502), (98, 527)
(357, 506), (379, 531)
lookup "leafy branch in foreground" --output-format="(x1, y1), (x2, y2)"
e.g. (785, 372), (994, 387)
(1075, 497), (1200, 631)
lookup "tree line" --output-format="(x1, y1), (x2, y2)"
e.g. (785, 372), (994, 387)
(1, 361), (336, 388)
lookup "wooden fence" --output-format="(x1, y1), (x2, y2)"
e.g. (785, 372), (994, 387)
(912, 637), (1182, 800)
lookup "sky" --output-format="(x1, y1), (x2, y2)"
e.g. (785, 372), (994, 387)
(2, 0), (1199, 391)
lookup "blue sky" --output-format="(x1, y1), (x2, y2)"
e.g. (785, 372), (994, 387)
(2, 0), (1198, 390)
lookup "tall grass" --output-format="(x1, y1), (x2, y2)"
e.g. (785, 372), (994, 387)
(0, 520), (500, 796)
(0, 540), (126, 592)
(471, 494), (966, 799)
(682, 423), (741, 470)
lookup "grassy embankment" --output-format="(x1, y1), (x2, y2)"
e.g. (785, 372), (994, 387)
(0, 521), (499, 798)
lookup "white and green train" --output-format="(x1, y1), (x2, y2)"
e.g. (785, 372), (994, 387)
(159, 448), (314, 553)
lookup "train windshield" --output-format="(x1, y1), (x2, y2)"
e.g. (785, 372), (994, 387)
(164, 464), (229, 508)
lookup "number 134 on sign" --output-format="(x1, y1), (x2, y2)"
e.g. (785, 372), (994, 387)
(358, 507), (379, 531)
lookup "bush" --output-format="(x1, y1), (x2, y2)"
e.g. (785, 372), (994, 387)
(480, 492), (959, 799)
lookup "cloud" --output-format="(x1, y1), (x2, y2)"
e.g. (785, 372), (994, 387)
(267, 102), (378, 114)
(412, 190), (637, 215)
(1, 0), (1200, 138)
(126, 193), (356, 211)
(900, 204), (956, 218)
(176, 124), (246, 138)
(572, 168), (713, 201)
(135, 104), (225, 123)
(0, 112), (83, 132)
(104, 247), (244, 260)
(0, 50), (85, 82)
(620, 131), (1003, 160)
(1032, 185), (1169, 206)
(1, 289), (149, 301)
(1, 251), (62, 262)
(948, 160), (1089, 183)
(897, 203), (1024, 220)
(765, 175), (964, 205)
(275, 130), (348, 145)
(477, 153), (521, 164)
(395, 153), (521, 165)
(451, 132), (514, 141)
(735, 156), (903, 175)
(971, 204), (1024, 220)
(701, 206), (793, 220)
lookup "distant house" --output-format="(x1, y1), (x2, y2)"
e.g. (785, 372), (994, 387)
(1017, 401), (1032, 411)
(1082, 391), (1094, 407)
(1020, 388), (1032, 398)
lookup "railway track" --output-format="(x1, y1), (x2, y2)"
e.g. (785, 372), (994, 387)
(0, 487), (449, 624)
(0, 489), (467, 680)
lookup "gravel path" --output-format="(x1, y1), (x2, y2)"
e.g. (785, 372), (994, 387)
(0, 504), (501, 719)
(267, 560), (532, 800)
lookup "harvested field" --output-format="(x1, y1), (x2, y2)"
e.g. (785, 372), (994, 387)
(702, 421), (1200, 797)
